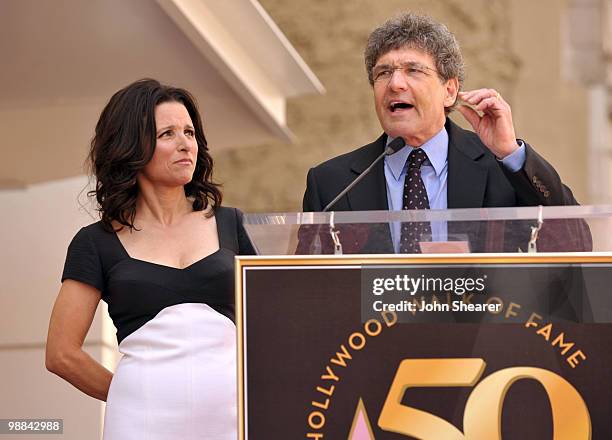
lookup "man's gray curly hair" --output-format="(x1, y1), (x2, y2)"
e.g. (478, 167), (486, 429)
(364, 13), (465, 112)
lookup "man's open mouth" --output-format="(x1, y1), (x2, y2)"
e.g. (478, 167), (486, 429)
(389, 102), (414, 112)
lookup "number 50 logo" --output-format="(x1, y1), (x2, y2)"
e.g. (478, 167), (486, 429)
(373, 359), (591, 439)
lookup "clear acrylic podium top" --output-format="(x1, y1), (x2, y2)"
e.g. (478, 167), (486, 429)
(242, 205), (612, 255)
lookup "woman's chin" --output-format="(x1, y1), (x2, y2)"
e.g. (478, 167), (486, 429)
(173, 172), (196, 187)
(153, 176), (194, 189)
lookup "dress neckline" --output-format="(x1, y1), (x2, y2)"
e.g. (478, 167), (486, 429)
(111, 214), (222, 271)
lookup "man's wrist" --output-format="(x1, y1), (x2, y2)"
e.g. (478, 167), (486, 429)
(498, 140), (526, 172)
(495, 140), (521, 160)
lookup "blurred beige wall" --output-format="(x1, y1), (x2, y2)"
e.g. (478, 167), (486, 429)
(216, 0), (606, 212)
(0, 177), (119, 439)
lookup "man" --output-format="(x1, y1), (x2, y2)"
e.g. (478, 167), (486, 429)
(302, 13), (587, 253)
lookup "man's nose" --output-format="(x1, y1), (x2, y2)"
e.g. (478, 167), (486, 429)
(388, 69), (409, 91)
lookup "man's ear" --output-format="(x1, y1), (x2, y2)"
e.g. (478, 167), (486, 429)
(443, 77), (459, 107)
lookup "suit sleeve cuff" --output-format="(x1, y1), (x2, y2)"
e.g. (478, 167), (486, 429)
(499, 141), (526, 172)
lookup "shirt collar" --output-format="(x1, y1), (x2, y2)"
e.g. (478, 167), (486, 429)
(384, 127), (448, 180)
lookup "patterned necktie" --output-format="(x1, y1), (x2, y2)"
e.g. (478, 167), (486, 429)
(400, 148), (432, 253)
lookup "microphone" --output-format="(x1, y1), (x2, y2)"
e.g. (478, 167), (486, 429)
(323, 137), (406, 212)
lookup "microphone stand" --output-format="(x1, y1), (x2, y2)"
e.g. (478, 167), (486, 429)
(308, 137), (407, 254)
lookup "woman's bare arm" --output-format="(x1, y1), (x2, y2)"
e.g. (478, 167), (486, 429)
(46, 279), (113, 401)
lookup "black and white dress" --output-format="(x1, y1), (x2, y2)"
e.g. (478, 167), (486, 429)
(61, 207), (254, 440)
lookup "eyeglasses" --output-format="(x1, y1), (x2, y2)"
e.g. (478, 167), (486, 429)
(372, 62), (439, 84)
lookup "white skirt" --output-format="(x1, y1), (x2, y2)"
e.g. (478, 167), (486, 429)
(103, 303), (237, 440)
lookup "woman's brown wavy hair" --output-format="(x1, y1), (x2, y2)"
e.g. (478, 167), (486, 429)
(88, 78), (222, 231)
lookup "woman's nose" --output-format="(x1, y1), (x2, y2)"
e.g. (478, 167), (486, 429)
(176, 133), (193, 150)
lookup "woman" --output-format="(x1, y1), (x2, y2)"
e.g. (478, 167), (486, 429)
(46, 78), (254, 439)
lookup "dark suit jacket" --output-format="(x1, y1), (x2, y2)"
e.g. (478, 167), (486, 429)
(301, 119), (591, 253)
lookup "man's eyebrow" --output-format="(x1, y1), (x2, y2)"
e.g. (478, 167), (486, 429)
(376, 60), (426, 67)
(374, 63), (393, 69)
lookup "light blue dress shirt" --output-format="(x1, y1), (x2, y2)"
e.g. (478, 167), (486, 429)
(384, 127), (526, 252)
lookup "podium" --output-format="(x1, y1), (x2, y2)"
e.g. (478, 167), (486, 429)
(236, 205), (612, 439)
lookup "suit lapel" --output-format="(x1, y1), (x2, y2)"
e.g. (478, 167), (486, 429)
(347, 134), (389, 211)
(345, 123), (488, 209)
(446, 119), (488, 209)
